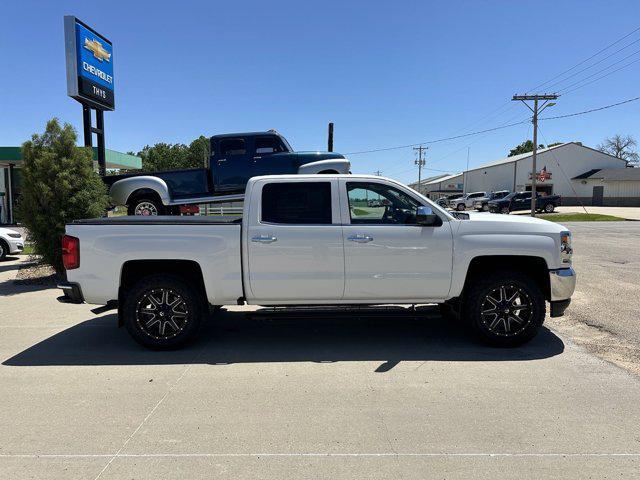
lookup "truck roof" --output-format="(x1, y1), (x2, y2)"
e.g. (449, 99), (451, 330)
(210, 131), (284, 139)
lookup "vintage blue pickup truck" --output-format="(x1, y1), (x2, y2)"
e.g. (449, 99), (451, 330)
(103, 131), (350, 215)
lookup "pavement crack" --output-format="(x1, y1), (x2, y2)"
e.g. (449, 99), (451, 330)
(92, 342), (210, 480)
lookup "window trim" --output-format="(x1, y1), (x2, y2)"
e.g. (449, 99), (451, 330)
(259, 180), (335, 226)
(345, 181), (424, 226)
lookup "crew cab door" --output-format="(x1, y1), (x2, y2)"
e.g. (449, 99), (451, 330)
(339, 179), (453, 301)
(244, 179), (344, 302)
(512, 192), (532, 210)
(251, 135), (296, 177)
(212, 136), (252, 193)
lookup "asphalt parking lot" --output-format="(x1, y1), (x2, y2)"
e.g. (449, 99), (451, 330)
(1, 222), (640, 479)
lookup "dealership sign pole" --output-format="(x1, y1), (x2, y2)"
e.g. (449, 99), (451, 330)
(64, 16), (115, 176)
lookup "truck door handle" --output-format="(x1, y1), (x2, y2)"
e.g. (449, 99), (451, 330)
(253, 156), (261, 160)
(347, 234), (373, 243)
(217, 158), (227, 163)
(251, 235), (277, 243)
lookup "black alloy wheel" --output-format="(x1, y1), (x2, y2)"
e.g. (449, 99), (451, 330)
(123, 275), (204, 349)
(465, 271), (545, 347)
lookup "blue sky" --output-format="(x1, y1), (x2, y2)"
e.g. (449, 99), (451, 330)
(1, 0), (639, 184)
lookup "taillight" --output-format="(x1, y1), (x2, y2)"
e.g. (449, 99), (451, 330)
(62, 235), (80, 270)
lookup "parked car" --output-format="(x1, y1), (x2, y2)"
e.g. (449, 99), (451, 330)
(488, 191), (561, 214)
(59, 174), (576, 350)
(473, 190), (511, 211)
(103, 131), (351, 215)
(0, 227), (24, 260)
(442, 193), (463, 208)
(450, 192), (487, 211)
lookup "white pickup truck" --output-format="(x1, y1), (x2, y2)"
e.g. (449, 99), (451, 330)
(58, 174), (576, 350)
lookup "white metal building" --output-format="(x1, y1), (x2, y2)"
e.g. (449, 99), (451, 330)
(462, 142), (633, 205)
(572, 167), (640, 206)
(408, 173), (463, 198)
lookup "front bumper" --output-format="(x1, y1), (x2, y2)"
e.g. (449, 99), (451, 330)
(57, 281), (84, 304)
(549, 267), (576, 317)
(7, 239), (24, 254)
(549, 267), (576, 301)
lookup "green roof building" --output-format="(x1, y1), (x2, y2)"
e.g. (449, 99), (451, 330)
(0, 146), (141, 224)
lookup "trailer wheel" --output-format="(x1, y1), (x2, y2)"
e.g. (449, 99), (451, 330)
(123, 274), (204, 349)
(128, 196), (165, 216)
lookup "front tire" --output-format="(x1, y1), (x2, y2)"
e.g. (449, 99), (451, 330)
(0, 240), (8, 261)
(123, 275), (204, 349)
(128, 197), (165, 216)
(463, 271), (545, 347)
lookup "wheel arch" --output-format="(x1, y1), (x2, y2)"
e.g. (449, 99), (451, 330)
(118, 260), (207, 327)
(109, 176), (171, 206)
(462, 255), (551, 301)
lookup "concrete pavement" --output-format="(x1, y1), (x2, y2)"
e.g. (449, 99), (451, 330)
(1, 253), (640, 479)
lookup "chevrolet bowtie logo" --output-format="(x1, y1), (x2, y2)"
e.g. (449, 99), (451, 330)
(84, 37), (111, 62)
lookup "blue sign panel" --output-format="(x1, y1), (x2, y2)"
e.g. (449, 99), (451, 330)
(64, 16), (115, 110)
(76, 22), (114, 91)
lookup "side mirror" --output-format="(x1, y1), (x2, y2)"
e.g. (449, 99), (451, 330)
(416, 206), (440, 226)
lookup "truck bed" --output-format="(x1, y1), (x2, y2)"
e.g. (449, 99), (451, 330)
(66, 216), (244, 305)
(104, 168), (210, 198)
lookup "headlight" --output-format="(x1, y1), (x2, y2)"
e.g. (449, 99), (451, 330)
(560, 231), (572, 264)
(7, 233), (22, 238)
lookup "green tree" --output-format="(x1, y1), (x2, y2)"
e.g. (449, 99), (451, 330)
(508, 140), (546, 157)
(187, 135), (210, 168)
(137, 135), (210, 172)
(19, 118), (109, 273)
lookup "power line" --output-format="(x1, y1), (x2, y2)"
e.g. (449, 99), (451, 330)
(541, 37), (640, 92)
(540, 95), (640, 120)
(345, 119), (530, 155)
(527, 25), (640, 92)
(558, 48), (640, 94)
(560, 57), (640, 95)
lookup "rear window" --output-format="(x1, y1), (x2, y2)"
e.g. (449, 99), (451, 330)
(261, 182), (332, 224)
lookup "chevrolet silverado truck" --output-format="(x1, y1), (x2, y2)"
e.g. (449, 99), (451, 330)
(488, 191), (561, 214)
(58, 174), (576, 350)
(104, 131), (350, 215)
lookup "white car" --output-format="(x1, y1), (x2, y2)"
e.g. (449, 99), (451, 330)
(58, 174), (576, 350)
(450, 192), (487, 211)
(0, 227), (24, 260)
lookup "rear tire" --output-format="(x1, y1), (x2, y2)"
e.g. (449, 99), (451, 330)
(463, 270), (545, 347)
(544, 203), (555, 213)
(123, 275), (205, 349)
(456, 203), (466, 211)
(128, 196), (165, 216)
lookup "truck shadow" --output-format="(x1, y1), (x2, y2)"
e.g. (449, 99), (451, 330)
(3, 306), (564, 370)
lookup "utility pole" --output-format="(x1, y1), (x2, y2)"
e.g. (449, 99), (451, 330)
(374, 170), (382, 176)
(327, 122), (334, 152)
(512, 94), (558, 216)
(464, 147), (470, 194)
(413, 145), (427, 194)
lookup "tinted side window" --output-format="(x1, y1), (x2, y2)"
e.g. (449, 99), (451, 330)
(255, 136), (286, 155)
(262, 182), (332, 224)
(220, 138), (246, 156)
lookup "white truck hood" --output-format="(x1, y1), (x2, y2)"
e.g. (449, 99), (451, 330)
(456, 211), (568, 235)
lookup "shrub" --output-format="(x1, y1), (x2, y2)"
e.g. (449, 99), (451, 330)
(19, 118), (109, 273)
